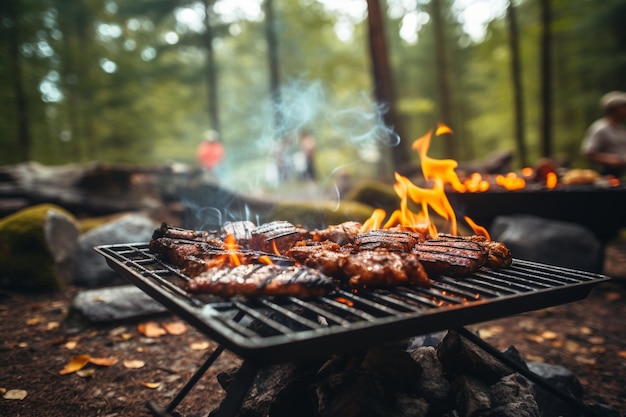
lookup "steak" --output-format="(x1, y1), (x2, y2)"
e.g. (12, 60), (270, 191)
(413, 239), (486, 276)
(186, 264), (335, 298)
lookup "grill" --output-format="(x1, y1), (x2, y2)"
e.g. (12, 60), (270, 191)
(95, 243), (610, 417)
(95, 243), (608, 362)
(448, 184), (626, 245)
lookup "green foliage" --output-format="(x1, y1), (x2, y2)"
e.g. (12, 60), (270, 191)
(1, 0), (624, 178)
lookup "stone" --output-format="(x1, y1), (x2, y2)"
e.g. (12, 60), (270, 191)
(490, 214), (602, 272)
(437, 330), (514, 384)
(452, 374), (491, 417)
(0, 204), (79, 292)
(526, 361), (584, 417)
(73, 212), (159, 287)
(409, 346), (454, 412)
(489, 373), (540, 417)
(69, 285), (168, 323)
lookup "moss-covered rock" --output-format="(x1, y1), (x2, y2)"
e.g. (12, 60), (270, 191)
(342, 179), (400, 213)
(263, 200), (374, 229)
(0, 204), (79, 293)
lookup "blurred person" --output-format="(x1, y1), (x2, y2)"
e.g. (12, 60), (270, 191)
(299, 130), (317, 181)
(581, 91), (626, 178)
(196, 130), (225, 172)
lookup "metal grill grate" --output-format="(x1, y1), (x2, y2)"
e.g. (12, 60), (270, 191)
(95, 243), (609, 363)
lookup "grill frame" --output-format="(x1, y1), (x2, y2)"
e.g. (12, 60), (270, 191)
(95, 243), (609, 364)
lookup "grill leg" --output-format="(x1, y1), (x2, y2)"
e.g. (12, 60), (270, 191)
(456, 327), (602, 417)
(146, 344), (226, 417)
(208, 360), (259, 417)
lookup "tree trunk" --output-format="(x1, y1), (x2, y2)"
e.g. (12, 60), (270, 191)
(203, 0), (220, 134)
(539, 0), (552, 158)
(264, 0), (283, 135)
(365, 0), (409, 172)
(506, 1), (527, 167)
(430, 0), (455, 159)
(6, 0), (31, 162)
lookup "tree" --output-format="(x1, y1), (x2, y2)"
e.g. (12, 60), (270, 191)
(366, 0), (409, 170)
(2, 0), (31, 161)
(430, 0), (455, 159)
(506, 0), (527, 166)
(539, 0), (552, 157)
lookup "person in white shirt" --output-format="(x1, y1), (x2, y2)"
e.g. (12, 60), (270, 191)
(581, 91), (626, 178)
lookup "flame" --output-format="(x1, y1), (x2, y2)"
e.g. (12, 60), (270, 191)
(362, 124), (485, 237)
(224, 234), (242, 266)
(546, 171), (558, 189)
(495, 172), (526, 190)
(258, 255), (274, 265)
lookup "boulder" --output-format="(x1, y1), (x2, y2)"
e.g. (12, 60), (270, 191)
(0, 204), (79, 292)
(490, 214), (602, 272)
(69, 285), (168, 323)
(73, 212), (159, 287)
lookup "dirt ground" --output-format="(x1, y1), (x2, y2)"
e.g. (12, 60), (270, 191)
(1, 240), (626, 417)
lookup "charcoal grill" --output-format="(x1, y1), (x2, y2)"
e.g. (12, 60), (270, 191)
(95, 243), (610, 417)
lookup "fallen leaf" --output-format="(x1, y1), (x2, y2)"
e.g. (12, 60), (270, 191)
(138, 322), (167, 338)
(575, 355), (596, 366)
(76, 368), (96, 378)
(579, 326), (592, 335)
(590, 346), (605, 354)
(88, 356), (119, 367)
(3, 389), (27, 400)
(46, 321), (60, 331)
(26, 316), (45, 326)
(109, 326), (128, 337)
(162, 321), (188, 335)
(59, 355), (91, 375)
(605, 291), (621, 302)
(123, 359), (145, 369)
(121, 333), (133, 341)
(190, 341), (210, 351)
(64, 340), (78, 350)
(526, 354), (544, 362)
(141, 381), (161, 389)
(18, 342), (28, 348)
(618, 351), (626, 359)
(0, 388), (6, 394)
(540, 330), (558, 340)
(525, 334), (544, 344)
(589, 336), (604, 345)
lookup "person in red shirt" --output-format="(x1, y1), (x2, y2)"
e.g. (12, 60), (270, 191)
(196, 130), (225, 171)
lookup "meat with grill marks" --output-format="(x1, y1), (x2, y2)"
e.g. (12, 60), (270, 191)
(413, 239), (487, 276)
(285, 240), (350, 278)
(248, 220), (312, 254)
(186, 264), (335, 298)
(341, 249), (430, 289)
(149, 237), (225, 266)
(353, 229), (425, 252)
(309, 221), (364, 245)
(436, 234), (513, 269)
(152, 223), (222, 244)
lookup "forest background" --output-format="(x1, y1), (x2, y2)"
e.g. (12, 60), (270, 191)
(1, 0), (625, 195)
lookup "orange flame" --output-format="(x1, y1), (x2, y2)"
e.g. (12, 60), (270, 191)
(224, 234), (242, 266)
(546, 171), (557, 189)
(362, 124), (486, 238)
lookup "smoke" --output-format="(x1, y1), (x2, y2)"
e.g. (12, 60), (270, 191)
(183, 79), (400, 229)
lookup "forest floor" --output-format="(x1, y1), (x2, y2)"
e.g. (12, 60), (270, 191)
(1, 238), (625, 417)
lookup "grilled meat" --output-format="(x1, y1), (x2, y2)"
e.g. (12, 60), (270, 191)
(437, 234), (513, 269)
(413, 239), (486, 276)
(222, 221), (257, 246)
(248, 221), (311, 254)
(353, 229), (423, 252)
(186, 264), (335, 298)
(340, 249), (430, 289)
(285, 240), (349, 277)
(179, 252), (294, 277)
(152, 223), (222, 244)
(150, 237), (225, 266)
(310, 221), (364, 245)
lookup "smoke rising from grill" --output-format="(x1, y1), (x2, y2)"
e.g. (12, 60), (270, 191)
(182, 80), (400, 230)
